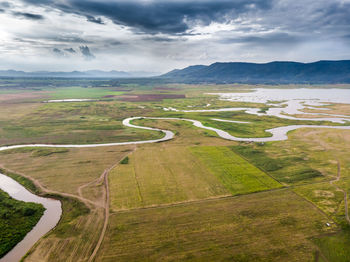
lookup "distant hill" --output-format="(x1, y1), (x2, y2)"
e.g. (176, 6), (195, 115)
(0, 70), (159, 78)
(161, 60), (350, 84)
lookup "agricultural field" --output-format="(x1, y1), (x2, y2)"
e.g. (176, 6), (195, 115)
(190, 146), (282, 195)
(98, 190), (335, 262)
(109, 145), (230, 211)
(0, 82), (349, 261)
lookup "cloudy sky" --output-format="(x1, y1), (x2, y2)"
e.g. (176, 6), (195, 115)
(0, 0), (350, 73)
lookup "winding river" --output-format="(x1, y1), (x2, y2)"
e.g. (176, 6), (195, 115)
(0, 174), (61, 262)
(1, 112), (350, 261)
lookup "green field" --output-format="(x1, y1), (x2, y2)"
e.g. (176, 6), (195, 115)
(191, 146), (282, 195)
(109, 146), (230, 211)
(0, 101), (163, 146)
(314, 232), (350, 262)
(231, 144), (326, 185)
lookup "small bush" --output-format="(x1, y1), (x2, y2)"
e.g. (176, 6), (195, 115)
(120, 156), (129, 164)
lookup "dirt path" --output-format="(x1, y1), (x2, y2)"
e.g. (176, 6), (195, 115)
(315, 138), (350, 226)
(87, 167), (111, 262)
(330, 161), (350, 225)
(88, 147), (136, 262)
(0, 164), (100, 208)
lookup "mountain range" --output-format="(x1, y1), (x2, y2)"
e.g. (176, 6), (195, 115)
(161, 60), (350, 84)
(2, 60), (350, 84)
(0, 70), (159, 78)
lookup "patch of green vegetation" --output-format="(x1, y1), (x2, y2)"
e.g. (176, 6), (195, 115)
(0, 190), (45, 258)
(120, 156), (129, 164)
(231, 145), (283, 171)
(231, 144), (323, 184)
(190, 146), (282, 195)
(314, 231), (350, 262)
(258, 106), (269, 113)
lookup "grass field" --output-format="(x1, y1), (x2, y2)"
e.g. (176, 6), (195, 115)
(190, 146), (282, 195)
(98, 190), (335, 262)
(0, 101), (163, 146)
(294, 182), (344, 220)
(0, 146), (132, 198)
(231, 144), (326, 185)
(314, 232), (350, 262)
(109, 146), (230, 211)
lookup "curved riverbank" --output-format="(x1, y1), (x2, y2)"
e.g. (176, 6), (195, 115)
(1, 117), (350, 151)
(126, 117), (350, 142)
(0, 174), (61, 262)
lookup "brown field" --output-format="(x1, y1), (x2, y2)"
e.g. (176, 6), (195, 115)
(0, 91), (49, 103)
(97, 190), (335, 262)
(152, 87), (181, 91)
(0, 146), (132, 199)
(301, 103), (350, 117)
(117, 94), (186, 101)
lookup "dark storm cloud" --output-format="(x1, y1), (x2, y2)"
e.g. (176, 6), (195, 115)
(0, 1), (11, 8)
(316, 2), (350, 27)
(0, 8), (4, 12)
(220, 32), (300, 45)
(263, 1), (350, 37)
(109, 40), (123, 46)
(52, 48), (64, 56)
(143, 36), (179, 42)
(12, 11), (44, 20)
(86, 15), (104, 24)
(51, 36), (92, 43)
(20, 0), (273, 34)
(79, 45), (95, 60)
(64, 48), (76, 53)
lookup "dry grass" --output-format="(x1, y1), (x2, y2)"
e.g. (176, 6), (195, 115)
(97, 190), (335, 262)
(302, 103), (350, 117)
(0, 91), (49, 103)
(0, 146), (132, 200)
(0, 145), (132, 261)
(109, 145), (230, 211)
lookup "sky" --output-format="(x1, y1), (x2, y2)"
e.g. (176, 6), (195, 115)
(0, 0), (350, 73)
